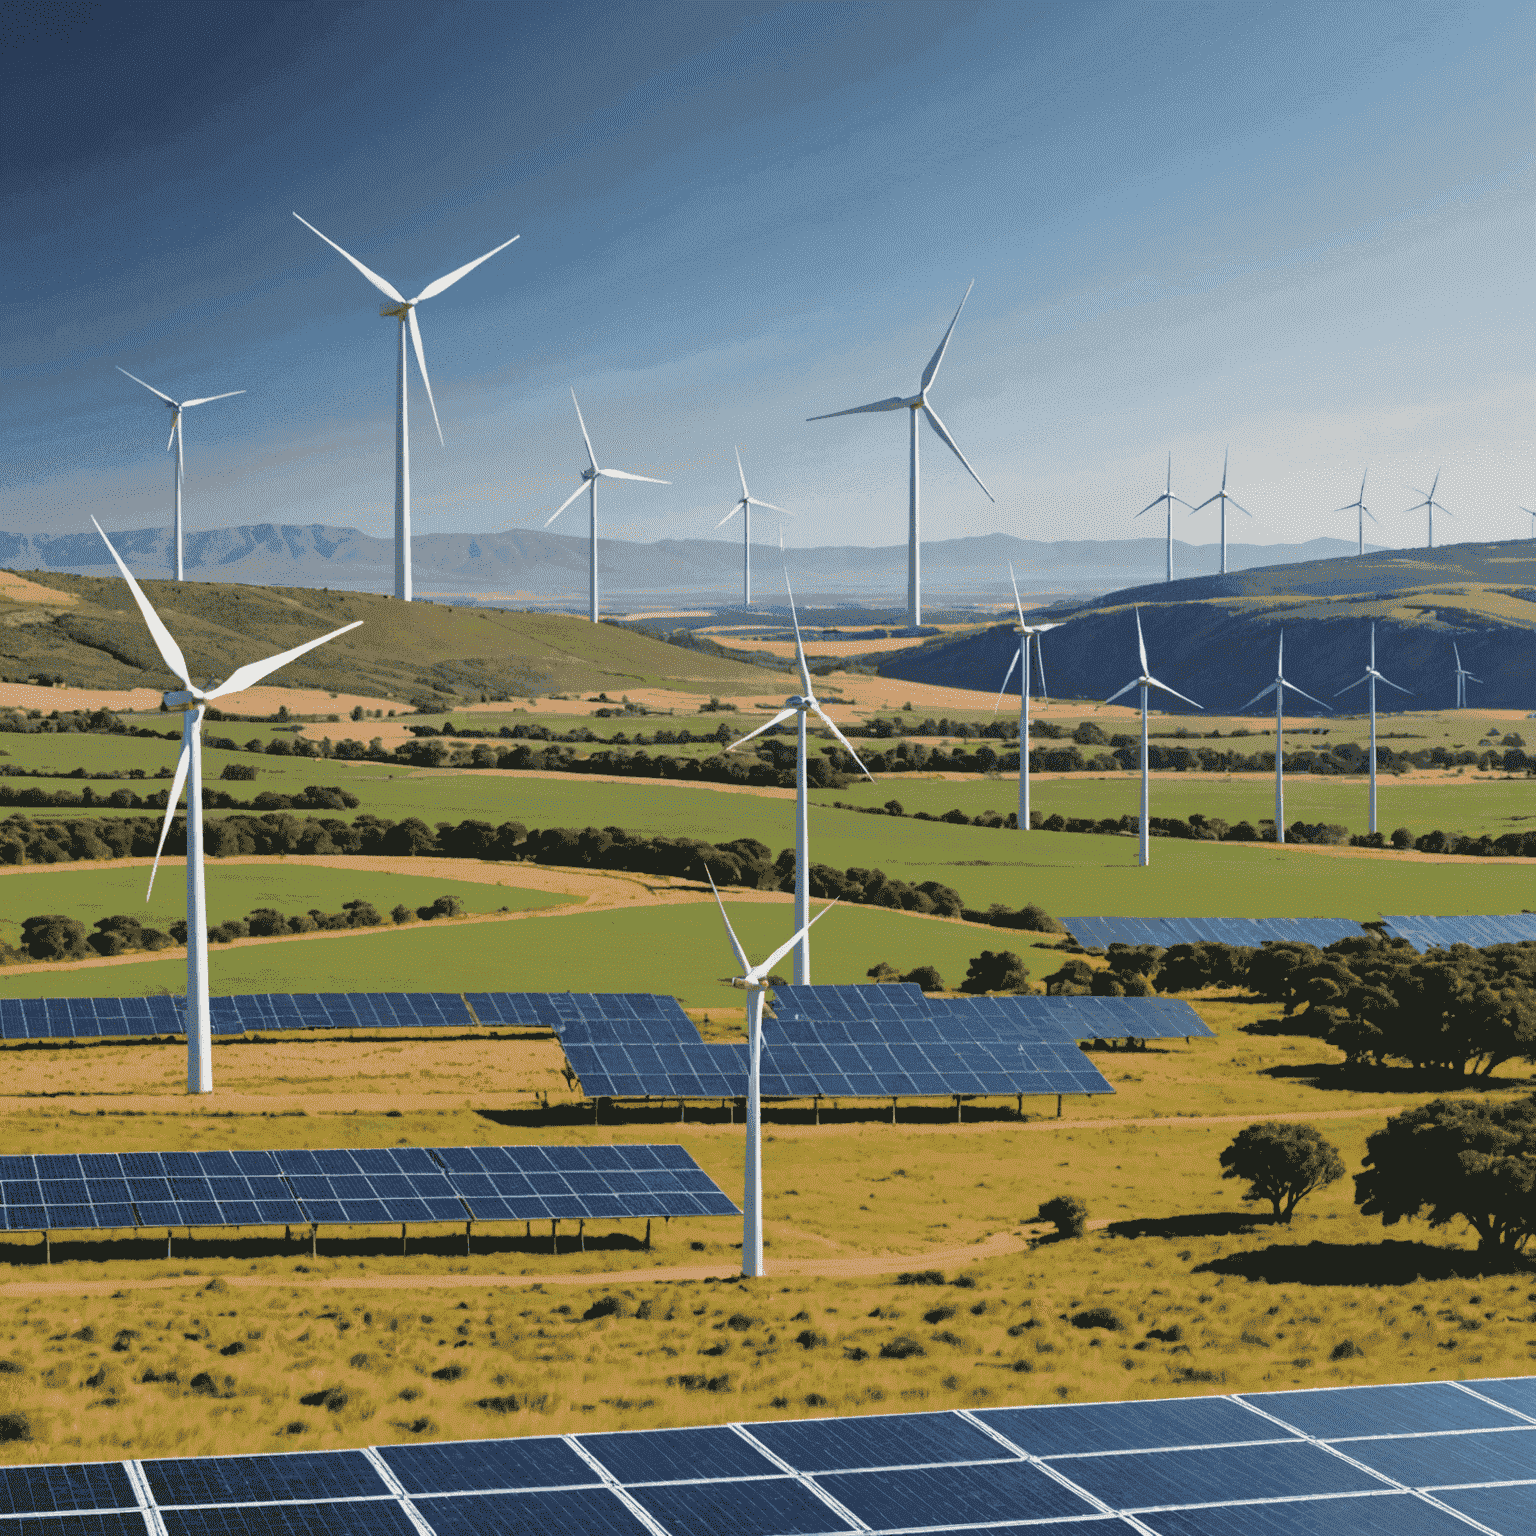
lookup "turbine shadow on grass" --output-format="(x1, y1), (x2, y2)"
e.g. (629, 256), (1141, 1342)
(1194, 1239), (1526, 1285)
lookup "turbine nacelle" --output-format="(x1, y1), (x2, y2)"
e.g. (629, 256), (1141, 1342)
(379, 302), (412, 319)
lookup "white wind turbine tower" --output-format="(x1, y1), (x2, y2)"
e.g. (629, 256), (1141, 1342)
(992, 563), (1058, 831)
(92, 519), (360, 1094)
(1403, 471), (1453, 549)
(292, 213), (519, 602)
(116, 368), (244, 582)
(807, 282), (993, 626)
(1452, 642), (1481, 709)
(1104, 609), (1202, 867)
(1191, 450), (1253, 576)
(704, 870), (832, 1278)
(1236, 632), (1330, 846)
(543, 391), (669, 622)
(1134, 456), (1193, 583)
(1334, 623), (1410, 835)
(715, 448), (788, 607)
(1334, 470), (1377, 557)
(726, 576), (872, 983)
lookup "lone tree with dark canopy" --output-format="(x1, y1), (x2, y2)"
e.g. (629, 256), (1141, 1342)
(1354, 1094), (1536, 1258)
(1219, 1121), (1344, 1223)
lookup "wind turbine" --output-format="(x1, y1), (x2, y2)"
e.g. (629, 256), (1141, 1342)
(116, 368), (244, 582)
(1236, 632), (1331, 845)
(292, 212), (519, 603)
(1452, 642), (1482, 709)
(807, 282), (993, 626)
(91, 519), (361, 1093)
(1191, 450), (1252, 576)
(1104, 609), (1202, 867)
(1134, 456), (1193, 582)
(714, 448), (788, 608)
(726, 575), (872, 983)
(704, 870), (832, 1278)
(1334, 470), (1377, 557)
(543, 390), (669, 622)
(1521, 507), (1534, 539)
(1403, 471), (1452, 550)
(1334, 623), (1410, 834)
(991, 563), (1058, 831)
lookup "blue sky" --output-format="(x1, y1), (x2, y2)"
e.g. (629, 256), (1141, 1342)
(3, 0), (1530, 555)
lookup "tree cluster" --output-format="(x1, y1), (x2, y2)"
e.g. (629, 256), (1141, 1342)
(0, 781), (359, 814)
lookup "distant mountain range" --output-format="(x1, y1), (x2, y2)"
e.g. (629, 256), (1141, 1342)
(0, 524), (1383, 608)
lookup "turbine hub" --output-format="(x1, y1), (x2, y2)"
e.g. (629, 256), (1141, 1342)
(163, 690), (200, 711)
(379, 302), (411, 319)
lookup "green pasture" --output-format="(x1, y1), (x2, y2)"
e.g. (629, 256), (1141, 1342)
(0, 902), (1053, 1006)
(816, 773), (1536, 841)
(0, 864), (561, 948)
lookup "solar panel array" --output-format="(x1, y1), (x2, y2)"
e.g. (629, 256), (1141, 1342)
(1064, 915), (1368, 950)
(5, 1377), (1530, 1533)
(0, 996), (183, 1040)
(0, 1145), (736, 1233)
(1381, 914), (1536, 952)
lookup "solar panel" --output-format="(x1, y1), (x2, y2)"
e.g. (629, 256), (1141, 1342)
(4, 1377), (1534, 1533)
(1064, 916), (1367, 949)
(1381, 914), (1536, 952)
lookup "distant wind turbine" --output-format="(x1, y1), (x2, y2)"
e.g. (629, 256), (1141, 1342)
(92, 519), (360, 1093)
(293, 212), (519, 602)
(726, 575), (871, 982)
(1104, 609), (1202, 867)
(1521, 507), (1534, 539)
(1236, 632), (1331, 846)
(1452, 642), (1482, 709)
(992, 563), (1058, 831)
(715, 448), (788, 607)
(541, 391), (669, 623)
(704, 870), (832, 1278)
(116, 368), (244, 582)
(1134, 456), (1193, 583)
(1403, 471), (1452, 550)
(1191, 451), (1252, 576)
(1334, 623), (1410, 835)
(1333, 470), (1377, 557)
(807, 282), (993, 626)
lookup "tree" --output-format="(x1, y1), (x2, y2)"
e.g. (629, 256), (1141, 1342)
(1220, 1121), (1344, 1222)
(902, 965), (945, 993)
(20, 915), (87, 962)
(1354, 1095), (1536, 1257)
(961, 950), (1029, 994)
(1037, 1195), (1088, 1237)
(1043, 957), (1092, 996)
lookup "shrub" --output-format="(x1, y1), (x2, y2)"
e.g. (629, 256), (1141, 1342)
(794, 1329), (827, 1349)
(1071, 1308), (1122, 1330)
(961, 950), (1029, 994)
(219, 762), (258, 781)
(1330, 1340), (1363, 1361)
(922, 1305), (956, 1325)
(902, 965), (945, 992)
(1037, 1195), (1088, 1238)
(21, 915), (87, 961)
(0, 1414), (29, 1443)
(895, 1270), (945, 1286)
(1044, 958), (1093, 996)
(390, 904), (412, 925)
(878, 1336), (926, 1359)
(582, 1297), (628, 1321)
(1219, 1122), (1345, 1223)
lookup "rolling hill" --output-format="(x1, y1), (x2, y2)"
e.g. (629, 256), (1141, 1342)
(873, 540), (1536, 713)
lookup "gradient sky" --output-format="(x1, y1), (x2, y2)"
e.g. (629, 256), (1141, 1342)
(3, 0), (1530, 556)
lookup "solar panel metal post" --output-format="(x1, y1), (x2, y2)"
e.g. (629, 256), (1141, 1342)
(311, 1224), (317, 1259)
(1056, 1094), (1062, 1118)
(166, 1230), (172, 1258)
(465, 1221), (471, 1257)
(644, 1218), (651, 1251)
(813, 1095), (820, 1126)
(401, 1224), (407, 1256)
(43, 1231), (49, 1266)
(891, 1096), (897, 1125)
(578, 1218), (585, 1253)
(551, 1219), (557, 1255)
(955, 1095), (962, 1123)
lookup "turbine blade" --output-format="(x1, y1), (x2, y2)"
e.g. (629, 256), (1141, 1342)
(116, 367), (178, 406)
(1375, 672), (1413, 696)
(756, 900), (837, 982)
(921, 404), (992, 500)
(735, 446), (749, 500)
(407, 307), (443, 446)
(1454, 642), (1462, 668)
(204, 620), (363, 701)
(1008, 560), (1027, 631)
(1333, 675), (1369, 697)
(1364, 507), (1380, 525)
(1191, 493), (1220, 512)
(1134, 496), (1164, 518)
(811, 702), (873, 780)
(1227, 497), (1254, 518)
(1104, 678), (1140, 706)
(919, 279), (974, 393)
(1465, 673), (1484, 684)
(726, 707), (797, 752)
(167, 414), (179, 455)
(1145, 675), (1203, 710)
(715, 501), (745, 530)
(180, 390), (245, 409)
(1034, 636), (1049, 700)
(411, 234), (520, 303)
(1237, 681), (1279, 714)
(993, 648), (1020, 714)
(1135, 608), (1148, 674)
(146, 738), (191, 901)
(292, 213), (405, 303)
(568, 390), (599, 470)
(544, 482), (588, 526)
(1278, 679), (1333, 713)
(785, 574), (813, 697)
(807, 397), (908, 420)
(92, 518), (191, 687)
(703, 866), (751, 976)
(596, 468), (669, 484)
(748, 498), (787, 513)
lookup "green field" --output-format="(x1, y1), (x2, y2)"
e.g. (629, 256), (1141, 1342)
(0, 864), (562, 949)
